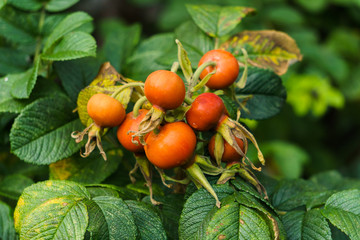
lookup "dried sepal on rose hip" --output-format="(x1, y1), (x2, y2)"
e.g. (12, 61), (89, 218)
(71, 93), (126, 160)
(131, 70), (186, 144)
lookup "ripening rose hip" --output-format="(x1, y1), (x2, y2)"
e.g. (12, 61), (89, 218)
(186, 93), (225, 131)
(117, 109), (149, 153)
(87, 93), (125, 127)
(208, 135), (245, 163)
(198, 49), (239, 89)
(144, 70), (185, 110)
(144, 122), (196, 169)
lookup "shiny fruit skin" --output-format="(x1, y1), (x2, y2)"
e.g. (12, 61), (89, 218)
(208, 135), (245, 163)
(144, 122), (196, 169)
(198, 49), (239, 89)
(117, 109), (149, 153)
(87, 93), (125, 127)
(186, 93), (225, 131)
(144, 70), (185, 110)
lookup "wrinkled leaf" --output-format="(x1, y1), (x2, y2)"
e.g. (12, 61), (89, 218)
(322, 189), (360, 240)
(186, 4), (255, 37)
(282, 209), (331, 240)
(0, 47), (30, 75)
(42, 32), (96, 61)
(10, 96), (83, 164)
(43, 11), (93, 53)
(179, 185), (234, 240)
(10, 57), (40, 99)
(14, 180), (90, 233)
(236, 68), (287, 120)
(221, 30), (302, 75)
(86, 196), (137, 240)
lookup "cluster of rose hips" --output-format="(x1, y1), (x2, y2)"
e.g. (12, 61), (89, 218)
(72, 42), (266, 207)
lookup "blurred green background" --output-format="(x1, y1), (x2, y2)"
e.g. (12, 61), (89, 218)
(71, 0), (360, 179)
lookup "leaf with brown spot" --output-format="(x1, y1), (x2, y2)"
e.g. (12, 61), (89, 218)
(221, 30), (302, 75)
(186, 4), (256, 37)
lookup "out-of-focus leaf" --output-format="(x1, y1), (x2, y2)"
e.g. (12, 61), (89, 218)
(7, 0), (42, 11)
(261, 141), (309, 179)
(0, 0), (5, 10)
(295, 0), (327, 12)
(0, 174), (34, 200)
(55, 57), (101, 103)
(0, 201), (16, 240)
(236, 68), (287, 120)
(186, 4), (255, 37)
(126, 33), (175, 80)
(221, 30), (302, 75)
(284, 74), (345, 117)
(266, 6), (304, 26)
(10, 57), (40, 99)
(10, 96), (83, 164)
(49, 149), (123, 184)
(0, 47), (30, 74)
(46, 0), (79, 12)
(99, 19), (141, 72)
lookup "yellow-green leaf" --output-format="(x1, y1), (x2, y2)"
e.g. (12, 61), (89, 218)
(221, 30), (302, 75)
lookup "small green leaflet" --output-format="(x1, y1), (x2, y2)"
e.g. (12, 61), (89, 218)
(46, 0), (80, 12)
(0, 201), (16, 240)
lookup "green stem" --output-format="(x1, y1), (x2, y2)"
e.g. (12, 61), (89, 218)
(133, 96), (147, 118)
(214, 37), (220, 49)
(111, 82), (145, 98)
(34, 6), (46, 62)
(184, 96), (193, 105)
(171, 61), (179, 73)
(192, 61), (216, 88)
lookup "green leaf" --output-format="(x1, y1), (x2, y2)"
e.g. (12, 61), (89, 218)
(42, 31), (96, 61)
(99, 19), (141, 72)
(142, 193), (184, 240)
(86, 196), (137, 240)
(197, 194), (279, 240)
(221, 30), (302, 75)
(126, 200), (167, 240)
(0, 174), (34, 200)
(10, 57), (40, 99)
(179, 185), (234, 240)
(0, 7), (36, 45)
(236, 68), (287, 120)
(271, 179), (327, 211)
(126, 33), (175, 80)
(7, 0), (42, 11)
(0, 201), (16, 240)
(10, 96), (83, 164)
(20, 196), (88, 240)
(261, 141), (309, 179)
(46, 0), (79, 12)
(0, 47), (30, 74)
(54, 57), (101, 103)
(282, 209), (332, 240)
(49, 149), (123, 184)
(174, 21), (214, 68)
(322, 189), (360, 240)
(43, 11), (93, 53)
(14, 180), (90, 233)
(186, 4), (255, 37)
(219, 94), (238, 120)
(0, 75), (64, 114)
(0, 0), (5, 10)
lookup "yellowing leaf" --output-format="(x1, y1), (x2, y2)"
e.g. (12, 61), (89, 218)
(221, 30), (302, 75)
